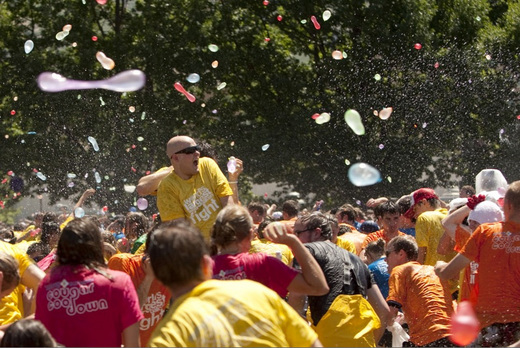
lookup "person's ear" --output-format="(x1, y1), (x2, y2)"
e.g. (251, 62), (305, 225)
(312, 227), (322, 240)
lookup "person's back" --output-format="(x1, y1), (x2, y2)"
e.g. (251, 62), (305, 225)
(149, 279), (318, 347)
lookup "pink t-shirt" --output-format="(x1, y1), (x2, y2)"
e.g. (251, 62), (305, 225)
(35, 265), (144, 347)
(212, 252), (299, 297)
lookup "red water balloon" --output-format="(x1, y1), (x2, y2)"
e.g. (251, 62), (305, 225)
(311, 113), (320, 120)
(311, 16), (321, 30)
(91, 36), (98, 42)
(263, 0), (269, 5)
(174, 82), (196, 102)
(10, 110), (16, 115)
(414, 43), (422, 50)
(277, 15), (283, 21)
(449, 301), (480, 346)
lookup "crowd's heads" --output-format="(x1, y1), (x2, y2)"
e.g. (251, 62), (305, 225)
(40, 222), (60, 247)
(57, 218), (105, 268)
(211, 205), (253, 248)
(404, 188), (439, 219)
(297, 212), (333, 241)
(374, 201), (400, 218)
(0, 251), (20, 298)
(125, 212), (148, 239)
(0, 319), (57, 347)
(282, 200), (299, 219)
(336, 204), (357, 224)
(148, 220), (208, 289)
(387, 235), (418, 262)
(256, 218), (273, 239)
(247, 202), (266, 224)
(459, 185), (476, 198)
(365, 239), (385, 264)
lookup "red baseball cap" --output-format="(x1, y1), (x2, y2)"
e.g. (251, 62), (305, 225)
(403, 188), (439, 219)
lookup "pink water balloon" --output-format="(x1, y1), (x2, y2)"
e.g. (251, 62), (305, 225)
(174, 82), (196, 102)
(37, 70), (146, 93)
(450, 301), (480, 346)
(311, 16), (321, 30)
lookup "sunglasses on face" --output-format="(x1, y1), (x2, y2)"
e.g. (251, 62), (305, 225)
(175, 145), (200, 155)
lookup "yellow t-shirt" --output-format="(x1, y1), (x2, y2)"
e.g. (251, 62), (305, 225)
(415, 208), (456, 266)
(249, 239), (294, 266)
(335, 237), (356, 254)
(0, 241), (35, 324)
(148, 279), (318, 347)
(157, 157), (233, 239)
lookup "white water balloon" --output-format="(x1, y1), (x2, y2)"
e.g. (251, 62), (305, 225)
(344, 109), (365, 135)
(348, 163), (381, 186)
(24, 40), (34, 54)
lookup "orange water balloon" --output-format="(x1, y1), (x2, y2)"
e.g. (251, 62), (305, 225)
(449, 301), (480, 346)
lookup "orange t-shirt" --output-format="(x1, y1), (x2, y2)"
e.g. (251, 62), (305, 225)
(361, 229), (406, 249)
(387, 261), (453, 346)
(454, 225), (479, 304)
(280, 217), (297, 234)
(460, 221), (520, 329)
(108, 254), (171, 345)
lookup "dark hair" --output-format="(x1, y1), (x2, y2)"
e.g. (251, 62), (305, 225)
(374, 201), (400, 218)
(57, 218), (106, 270)
(337, 205), (356, 222)
(353, 207), (366, 220)
(256, 217), (273, 239)
(40, 222), (60, 245)
(0, 251), (20, 292)
(460, 185), (476, 197)
(396, 195), (412, 215)
(42, 212), (58, 224)
(282, 200), (299, 218)
(365, 239), (385, 260)
(388, 235), (418, 261)
(27, 243), (50, 262)
(148, 220), (208, 288)
(247, 202), (265, 216)
(125, 212), (148, 239)
(298, 212), (333, 240)
(338, 224), (352, 236)
(211, 205), (252, 247)
(0, 319), (57, 347)
(101, 231), (116, 246)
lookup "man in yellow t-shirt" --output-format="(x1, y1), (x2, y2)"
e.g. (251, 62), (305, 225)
(0, 241), (45, 325)
(156, 136), (234, 239)
(147, 220), (321, 347)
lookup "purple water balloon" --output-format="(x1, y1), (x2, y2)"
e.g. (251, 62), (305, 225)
(37, 69), (146, 93)
(137, 197), (148, 210)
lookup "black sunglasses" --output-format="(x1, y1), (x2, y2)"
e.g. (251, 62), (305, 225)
(295, 228), (313, 236)
(175, 145), (200, 155)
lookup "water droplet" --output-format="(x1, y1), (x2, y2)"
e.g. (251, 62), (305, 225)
(24, 40), (34, 54)
(74, 207), (85, 218)
(104, 175), (109, 180)
(342, 51), (348, 58)
(88, 136), (100, 151)
(332, 50), (343, 60)
(379, 107), (393, 120)
(348, 163), (381, 187)
(187, 73), (200, 83)
(476, 16), (481, 21)
(322, 10), (331, 21)
(315, 112), (331, 124)
(301, 19), (307, 24)
(36, 172), (47, 181)
(230, 141), (235, 146)
(217, 82), (227, 90)
(208, 44), (219, 52)
(96, 51), (115, 70)
(374, 74), (381, 81)
(262, 144), (270, 151)
(344, 109), (365, 135)
(137, 198), (149, 210)
(211, 60), (219, 68)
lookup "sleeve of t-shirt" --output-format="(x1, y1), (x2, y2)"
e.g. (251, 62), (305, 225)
(414, 215), (429, 248)
(6, 243), (33, 276)
(107, 254), (131, 273)
(116, 272), (144, 330)
(459, 225), (486, 262)
(454, 225), (471, 252)
(387, 267), (405, 305)
(157, 176), (186, 222)
(204, 158), (233, 198)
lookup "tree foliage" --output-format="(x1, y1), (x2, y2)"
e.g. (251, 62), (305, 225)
(0, 0), (519, 213)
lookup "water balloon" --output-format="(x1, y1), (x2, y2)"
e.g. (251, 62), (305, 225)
(74, 207), (85, 218)
(263, 0), (269, 5)
(94, 172), (101, 183)
(129, 106), (135, 112)
(387, 176), (392, 183)
(91, 36), (98, 41)
(55, 31), (69, 41)
(315, 113), (330, 124)
(217, 82), (227, 90)
(344, 109), (365, 135)
(264, 38), (271, 42)
(137, 198), (148, 210)
(37, 69), (146, 93)
(36, 172), (47, 181)
(449, 301), (480, 346)
(10, 110), (16, 115)
(129, 207), (137, 212)
(345, 159), (350, 165)
(174, 82), (196, 102)
(227, 157), (237, 174)
(124, 184), (136, 193)
(63, 24), (72, 32)
(374, 74), (381, 81)
(348, 163), (381, 187)
(414, 43), (422, 50)
(262, 144), (270, 151)
(379, 107), (393, 120)
(102, 206), (108, 212)
(88, 136), (100, 151)
(277, 15), (283, 21)
(332, 50), (343, 60)
(323, 10), (332, 21)
(378, 144), (385, 149)
(68, 182), (75, 188)
(187, 73), (200, 83)
(208, 44), (219, 52)
(211, 60), (219, 68)
(434, 62), (440, 69)
(311, 113), (320, 120)
(310, 15), (321, 30)
(96, 0), (107, 4)
(24, 40), (34, 54)
(96, 51), (115, 70)
(137, 136), (144, 141)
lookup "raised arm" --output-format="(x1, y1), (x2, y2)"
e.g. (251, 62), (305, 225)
(136, 166), (172, 196)
(228, 158), (243, 205)
(264, 223), (329, 296)
(72, 188), (96, 218)
(442, 206), (471, 240)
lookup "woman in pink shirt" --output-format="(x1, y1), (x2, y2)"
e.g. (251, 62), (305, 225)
(211, 205), (328, 298)
(35, 218), (143, 347)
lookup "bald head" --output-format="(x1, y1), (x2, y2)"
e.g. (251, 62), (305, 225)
(166, 136), (196, 158)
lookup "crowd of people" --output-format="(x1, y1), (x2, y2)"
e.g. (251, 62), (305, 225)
(0, 135), (518, 347)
